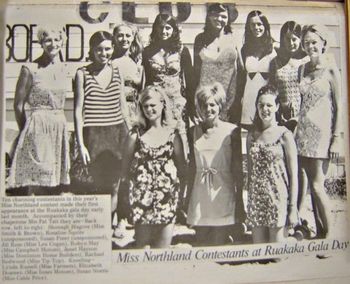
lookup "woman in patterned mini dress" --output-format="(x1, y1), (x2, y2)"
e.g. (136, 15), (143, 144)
(121, 85), (187, 248)
(246, 85), (298, 243)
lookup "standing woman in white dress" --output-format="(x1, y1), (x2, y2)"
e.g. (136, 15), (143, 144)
(8, 26), (70, 195)
(238, 10), (276, 129)
(295, 25), (342, 239)
(193, 3), (240, 122)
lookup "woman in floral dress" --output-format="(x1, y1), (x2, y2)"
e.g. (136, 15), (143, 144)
(246, 85), (298, 243)
(142, 13), (194, 153)
(295, 25), (342, 239)
(8, 26), (70, 195)
(121, 85), (187, 248)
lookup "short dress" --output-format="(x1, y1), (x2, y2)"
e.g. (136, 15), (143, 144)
(187, 122), (240, 226)
(241, 51), (276, 125)
(195, 33), (239, 121)
(273, 57), (309, 120)
(295, 65), (334, 158)
(128, 129), (180, 225)
(112, 56), (143, 126)
(78, 63), (128, 190)
(143, 46), (192, 135)
(8, 64), (70, 188)
(246, 128), (290, 228)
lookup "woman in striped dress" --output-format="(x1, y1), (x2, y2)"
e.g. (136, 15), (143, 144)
(73, 31), (129, 195)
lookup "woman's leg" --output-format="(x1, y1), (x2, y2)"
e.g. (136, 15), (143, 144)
(301, 157), (330, 238)
(297, 166), (308, 213)
(134, 224), (152, 248)
(252, 227), (269, 244)
(152, 224), (175, 248)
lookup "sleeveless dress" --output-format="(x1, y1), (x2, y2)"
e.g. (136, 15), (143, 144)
(8, 64), (70, 188)
(241, 50), (276, 125)
(295, 65), (334, 158)
(187, 122), (239, 226)
(273, 57), (309, 120)
(143, 47), (189, 135)
(112, 57), (143, 126)
(197, 34), (239, 121)
(72, 63), (127, 193)
(129, 129), (180, 225)
(246, 128), (290, 228)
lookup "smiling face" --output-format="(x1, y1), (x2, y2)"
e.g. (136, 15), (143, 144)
(142, 95), (164, 122)
(41, 31), (63, 59)
(257, 94), (279, 123)
(158, 23), (174, 41)
(93, 40), (114, 64)
(283, 31), (301, 54)
(114, 26), (134, 51)
(302, 31), (325, 59)
(199, 96), (220, 122)
(249, 16), (265, 38)
(208, 10), (228, 32)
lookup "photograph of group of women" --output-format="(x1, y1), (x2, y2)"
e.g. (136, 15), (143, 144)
(4, 3), (346, 250)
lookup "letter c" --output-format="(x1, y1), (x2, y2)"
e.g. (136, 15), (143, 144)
(79, 1), (110, 24)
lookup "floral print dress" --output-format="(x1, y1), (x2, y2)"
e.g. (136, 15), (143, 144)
(129, 129), (180, 225)
(295, 65), (334, 158)
(246, 129), (289, 228)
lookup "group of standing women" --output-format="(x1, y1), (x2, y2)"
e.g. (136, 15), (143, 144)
(8, 3), (342, 249)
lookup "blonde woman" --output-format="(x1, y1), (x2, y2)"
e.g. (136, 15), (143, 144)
(8, 26), (70, 195)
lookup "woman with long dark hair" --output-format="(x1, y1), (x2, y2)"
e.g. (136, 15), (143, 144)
(246, 85), (298, 243)
(193, 3), (240, 122)
(73, 31), (128, 196)
(270, 21), (308, 132)
(142, 13), (194, 147)
(239, 10), (277, 129)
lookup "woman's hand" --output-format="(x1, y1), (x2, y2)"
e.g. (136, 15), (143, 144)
(287, 205), (299, 228)
(79, 145), (91, 165)
(329, 136), (341, 162)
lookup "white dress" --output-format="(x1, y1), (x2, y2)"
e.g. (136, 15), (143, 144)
(241, 50), (276, 125)
(187, 122), (239, 226)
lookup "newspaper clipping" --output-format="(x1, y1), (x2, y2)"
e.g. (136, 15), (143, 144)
(1, 0), (350, 283)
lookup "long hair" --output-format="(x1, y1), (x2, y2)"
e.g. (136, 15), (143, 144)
(252, 84), (280, 131)
(242, 10), (274, 60)
(88, 31), (114, 62)
(137, 85), (175, 129)
(112, 23), (143, 63)
(276, 21), (306, 65)
(203, 3), (238, 35)
(149, 13), (181, 53)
